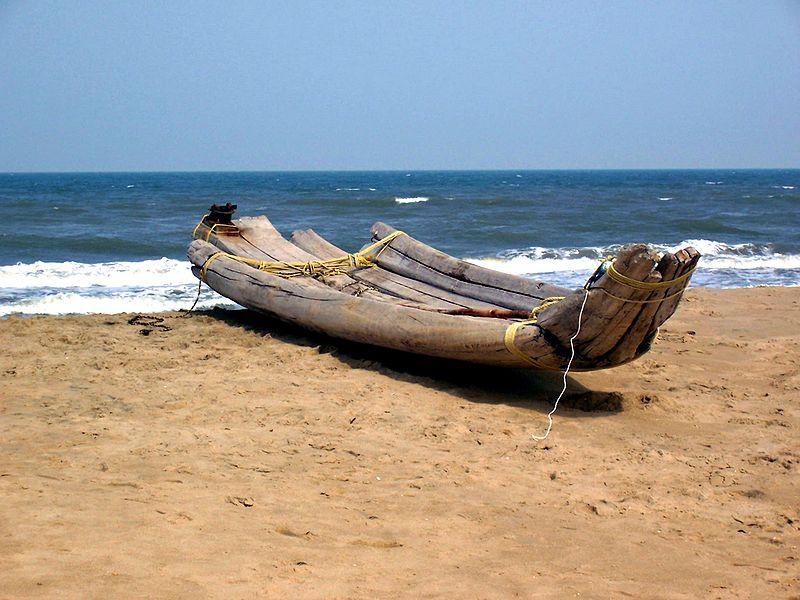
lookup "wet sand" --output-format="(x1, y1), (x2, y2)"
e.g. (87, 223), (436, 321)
(1, 287), (798, 598)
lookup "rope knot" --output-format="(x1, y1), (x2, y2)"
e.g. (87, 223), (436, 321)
(194, 227), (407, 282)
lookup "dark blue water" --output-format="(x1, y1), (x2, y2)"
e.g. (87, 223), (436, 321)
(1, 170), (798, 314)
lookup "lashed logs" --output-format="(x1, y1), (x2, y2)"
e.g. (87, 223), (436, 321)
(290, 228), (508, 312)
(188, 239), (542, 365)
(371, 222), (571, 302)
(513, 244), (699, 370)
(577, 244), (663, 359)
(604, 247), (700, 365)
(650, 248), (701, 331)
(193, 216), (354, 291)
(193, 216), (425, 307)
(366, 223), (568, 311)
(189, 213), (700, 370)
(602, 250), (684, 364)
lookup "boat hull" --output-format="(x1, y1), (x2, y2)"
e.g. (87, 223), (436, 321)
(188, 212), (700, 371)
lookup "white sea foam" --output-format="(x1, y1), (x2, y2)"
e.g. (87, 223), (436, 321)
(0, 291), (234, 316)
(464, 239), (800, 288)
(705, 181), (723, 185)
(335, 187), (360, 191)
(468, 254), (601, 275)
(658, 197), (674, 201)
(0, 258), (194, 289)
(394, 197), (429, 204)
(0, 258), (234, 316)
(2, 239), (798, 316)
(771, 185), (795, 190)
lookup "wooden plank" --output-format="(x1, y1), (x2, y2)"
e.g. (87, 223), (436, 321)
(193, 215), (424, 306)
(290, 228), (509, 312)
(367, 243), (544, 312)
(370, 222), (572, 302)
(188, 239), (544, 366)
(188, 215), (701, 371)
(508, 244), (700, 370)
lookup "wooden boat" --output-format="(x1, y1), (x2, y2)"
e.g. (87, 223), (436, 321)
(188, 204), (700, 371)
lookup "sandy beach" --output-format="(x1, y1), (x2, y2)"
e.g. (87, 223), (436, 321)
(0, 287), (798, 598)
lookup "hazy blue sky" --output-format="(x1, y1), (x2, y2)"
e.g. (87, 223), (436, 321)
(1, 1), (798, 171)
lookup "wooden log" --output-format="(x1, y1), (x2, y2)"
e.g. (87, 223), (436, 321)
(514, 244), (698, 370)
(290, 228), (509, 311)
(370, 222), (571, 303)
(603, 250), (685, 364)
(597, 245), (700, 367)
(188, 239), (552, 366)
(598, 246), (698, 365)
(188, 216), (700, 371)
(193, 215), (424, 307)
(650, 249), (701, 330)
(240, 216), (477, 311)
(366, 234), (554, 312)
(600, 248), (692, 364)
(576, 245), (663, 359)
(193, 216), (342, 282)
(236, 216), (321, 262)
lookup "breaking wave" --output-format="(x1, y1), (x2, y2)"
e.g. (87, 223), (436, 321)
(0, 258), (193, 289)
(465, 239), (800, 288)
(0, 258), (234, 316)
(1, 239), (798, 315)
(394, 197), (429, 204)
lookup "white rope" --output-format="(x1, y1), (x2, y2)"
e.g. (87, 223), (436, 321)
(532, 288), (590, 442)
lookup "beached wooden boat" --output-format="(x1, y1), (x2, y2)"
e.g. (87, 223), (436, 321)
(188, 204), (700, 371)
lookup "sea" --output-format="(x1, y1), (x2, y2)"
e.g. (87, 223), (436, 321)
(1, 170), (798, 316)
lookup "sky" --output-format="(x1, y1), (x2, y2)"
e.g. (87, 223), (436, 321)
(0, 1), (798, 172)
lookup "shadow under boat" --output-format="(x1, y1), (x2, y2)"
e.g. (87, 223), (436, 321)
(196, 306), (625, 416)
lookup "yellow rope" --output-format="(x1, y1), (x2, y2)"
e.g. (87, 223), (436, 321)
(502, 253), (697, 368)
(591, 285), (687, 304)
(192, 215), (240, 241)
(586, 255), (696, 304)
(195, 216), (695, 371)
(606, 259), (696, 290)
(191, 217), (205, 240)
(199, 230), (407, 281)
(503, 296), (566, 370)
(528, 296), (565, 318)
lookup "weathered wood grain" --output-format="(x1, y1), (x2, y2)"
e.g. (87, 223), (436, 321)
(188, 239), (540, 366)
(188, 214), (700, 371)
(290, 228), (508, 312)
(371, 222), (572, 303)
(193, 216), (426, 308)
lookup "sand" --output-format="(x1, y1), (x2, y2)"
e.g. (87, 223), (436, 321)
(1, 287), (798, 599)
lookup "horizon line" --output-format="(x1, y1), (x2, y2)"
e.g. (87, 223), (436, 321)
(1, 166), (798, 175)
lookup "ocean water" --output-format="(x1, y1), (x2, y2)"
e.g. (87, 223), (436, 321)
(1, 170), (798, 316)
